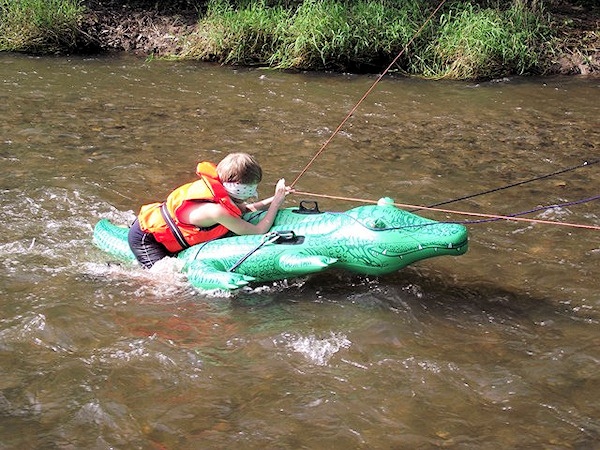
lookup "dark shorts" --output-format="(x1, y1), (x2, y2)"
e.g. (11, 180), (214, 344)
(128, 219), (174, 269)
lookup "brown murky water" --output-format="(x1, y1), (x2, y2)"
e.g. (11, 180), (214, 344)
(1, 53), (599, 448)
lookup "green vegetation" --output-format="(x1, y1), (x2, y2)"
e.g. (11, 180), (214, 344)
(181, 0), (554, 77)
(421, 1), (553, 78)
(0, 0), (84, 53)
(179, 0), (292, 65)
(1, 0), (595, 78)
(267, 0), (423, 71)
(180, 0), (429, 72)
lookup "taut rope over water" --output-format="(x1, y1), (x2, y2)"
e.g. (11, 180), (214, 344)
(290, 0), (449, 188)
(418, 158), (600, 210)
(292, 190), (600, 231)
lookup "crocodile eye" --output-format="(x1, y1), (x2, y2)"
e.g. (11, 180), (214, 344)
(366, 219), (387, 229)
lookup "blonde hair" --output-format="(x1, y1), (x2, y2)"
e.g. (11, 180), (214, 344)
(217, 152), (262, 184)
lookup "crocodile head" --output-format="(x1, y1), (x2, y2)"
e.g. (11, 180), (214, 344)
(336, 198), (468, 275)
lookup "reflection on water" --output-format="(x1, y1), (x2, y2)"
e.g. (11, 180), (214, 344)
(1, 53), (599, 448)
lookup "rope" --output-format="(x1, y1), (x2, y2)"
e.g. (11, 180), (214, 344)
(293, 190), (600, 231)
(419, 158), (600, 210)
(228, 232), (281, 272)
(228, 231), (297, 272)
(290, 0), (449, 188)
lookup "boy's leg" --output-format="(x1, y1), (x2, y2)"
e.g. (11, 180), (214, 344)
(127, 219), (172, 268)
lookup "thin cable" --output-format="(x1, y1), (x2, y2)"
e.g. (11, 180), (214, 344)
(290, 0), (449, 188)
(293, 190), (600, 230)
(418, 158), (600, 210)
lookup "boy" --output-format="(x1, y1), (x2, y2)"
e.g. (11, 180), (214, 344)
(128, 152), (292, 268)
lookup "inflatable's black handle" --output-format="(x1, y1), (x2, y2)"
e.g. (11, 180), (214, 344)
(293, 200), (321, 214)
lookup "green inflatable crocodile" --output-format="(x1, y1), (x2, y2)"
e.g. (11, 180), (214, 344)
(93, 197), (468, 290)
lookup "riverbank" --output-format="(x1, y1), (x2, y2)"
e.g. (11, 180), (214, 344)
(1, 0), (599, 78)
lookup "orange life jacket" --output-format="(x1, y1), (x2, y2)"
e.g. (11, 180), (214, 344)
(137, 162), (241, 253)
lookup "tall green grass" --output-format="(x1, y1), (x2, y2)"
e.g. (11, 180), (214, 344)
(421, 1), (553, 78)
(0, 0), (85, 53)
(181, 0), (553, 78)
(269, 0), (426, 71)
(0, 0), (555, 79)
(179, 0), (292, 64)
(182, 0), (430, 71)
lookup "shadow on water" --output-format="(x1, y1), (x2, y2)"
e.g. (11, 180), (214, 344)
(231, 265), (598, 333)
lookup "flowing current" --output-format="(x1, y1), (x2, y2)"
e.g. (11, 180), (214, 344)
(1, 53), (599, 448)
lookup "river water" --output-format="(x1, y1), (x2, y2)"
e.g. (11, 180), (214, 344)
(1, 53), (598, 448)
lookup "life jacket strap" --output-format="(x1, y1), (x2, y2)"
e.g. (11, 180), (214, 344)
(160, 203), (190, 251)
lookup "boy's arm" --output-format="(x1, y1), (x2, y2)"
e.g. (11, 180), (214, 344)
(200, 179), (289, 235)
(243, 195), (276, 213)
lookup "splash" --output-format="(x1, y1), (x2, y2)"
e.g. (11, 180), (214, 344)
(285, 332), (351, 366)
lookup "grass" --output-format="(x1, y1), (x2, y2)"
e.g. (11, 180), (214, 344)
(0, 0), (558, 79)
(180, 0), (430, 71)
(180, 0), (554, 78)
(179, 0), (292, 64)
(269, 0), (426, 71)
(0, 0), (85, 53)
(420, 1), (553, 78)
